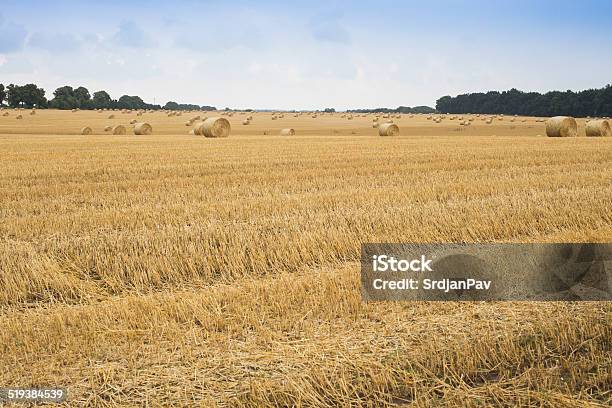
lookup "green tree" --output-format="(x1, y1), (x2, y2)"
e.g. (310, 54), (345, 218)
(0, 84), (5, 105)
(117, 95), (146, 110)
(74, 86), (91, 108)
(6, 83), (46, 108)
(92, 90), (112, 109)
(163, 101), (179, 110)
(49, 86), (77, 109)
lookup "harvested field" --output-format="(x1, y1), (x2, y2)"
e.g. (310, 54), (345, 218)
(0, 109), (611, 407)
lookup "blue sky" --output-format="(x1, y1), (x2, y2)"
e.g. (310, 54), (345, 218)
(1, 0), (611, 110)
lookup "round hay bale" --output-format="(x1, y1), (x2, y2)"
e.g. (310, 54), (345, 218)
(16, 114), (23, 119)
(134, 122), (153, 135)
(585, 119), (611, 137)
(81, 126), (92, 135)
(104, 126), (112, 132)
(2, 112), (9, 116)
(378, 123), (399, 136)
(485, 118), (493, 124)
(112, 125), (126, 135)
(545, 116), (578, 137)
(242, 119), (250, 125)
(279, 128), (295, 136)
(129, 119), (137, 124)
(372, 122), (379, 128)
(192, 122), (205, 135)
(201, 117), (231, 138)
(30, 110), (36, 115)
(108, 114), (115, 119)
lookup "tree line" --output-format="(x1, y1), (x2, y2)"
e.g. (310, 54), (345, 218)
(436, 85), (612, 117)
(0, 83), (217, 111)
(3, 81), (612, 116)
(348, 106), (436, 114)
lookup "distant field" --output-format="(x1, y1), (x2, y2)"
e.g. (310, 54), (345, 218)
(1, 109), (610, 406)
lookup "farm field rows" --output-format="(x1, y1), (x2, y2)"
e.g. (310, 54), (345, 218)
(1, 109), (611, 406)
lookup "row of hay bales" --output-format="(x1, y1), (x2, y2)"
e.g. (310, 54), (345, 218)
(81, 122), (153, 135)
(546, 116), (611, 137)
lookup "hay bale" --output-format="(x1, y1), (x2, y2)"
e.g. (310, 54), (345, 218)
(134, 122), (153, 135)
(201, 117), (231, 138)
(242, 119), (250, 125)
(545, 116), (578, 137)
(378, 123), (399, 136)
(279, 128), (295, 136)
(192, 122), (205, 135)
(16, 114), (23, 119)
(104, 126), (112, 132)
(129, 119), (137, 124)
(81, 126), (92, 135)
(372, 122), (379, 128)
(2, 112), (9, 116)
(108, 114), (115, 119)
(30, 110), (36, 115)
(188, 129), (195, 135)
(112, 125), (126, 135)
(585, 119), (611, 137)
(485, 118), (493, 124)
